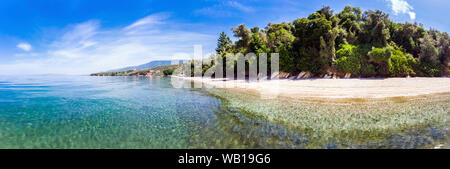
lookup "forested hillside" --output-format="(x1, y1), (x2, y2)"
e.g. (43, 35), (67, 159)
(216, 6), (450, 78)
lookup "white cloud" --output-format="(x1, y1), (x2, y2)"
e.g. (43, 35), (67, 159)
(16, 43), (32, 51)
(227, 1), (254, 13)
(124, 13), (168, 30)
(2, 14), (216, 75)
(408, 12), (416, 20)
(195, 0), (254, 17)
(386, 0), (416, 20)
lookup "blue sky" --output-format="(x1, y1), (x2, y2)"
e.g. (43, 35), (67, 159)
(1, 0), (449, 75)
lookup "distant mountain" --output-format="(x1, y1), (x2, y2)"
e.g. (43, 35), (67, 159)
(107, 60), (186, 72)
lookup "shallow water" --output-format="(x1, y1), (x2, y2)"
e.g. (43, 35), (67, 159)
(0, 75), (448, 148)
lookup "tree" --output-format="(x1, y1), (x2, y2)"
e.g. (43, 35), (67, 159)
(266, 22), (295, 50)
(419, 33), (439, 64)
(390, 22), (426, 57)
(389, 49), (416, 77)
(211, 5), (449, 78)
(317, 6), (334, 21)
(163, 69), (175, 76)
(249, 27), (269, 54)
(436, 32), (450, 76)
(333, 44), (362, 75)
(293, 12), (332, 74)
(232, 24), (252, 51)
(216, 32), (232, 55)
(265, 23), (296, 72)
(368, 46), (393, 76)
(360, 10), (391, 47)
(336, 5), (362, 44)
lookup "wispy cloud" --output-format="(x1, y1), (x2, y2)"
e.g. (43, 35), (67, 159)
(195, 0), (255, 17)
(385, 0), (416, 20)
(227, 1), (254, 13)
(1, 14), (216, 75)
(16, 43), (32, 51)
(124, 13), (169, 30)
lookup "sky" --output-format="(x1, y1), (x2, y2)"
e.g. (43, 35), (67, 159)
(0, 0), (449, 75)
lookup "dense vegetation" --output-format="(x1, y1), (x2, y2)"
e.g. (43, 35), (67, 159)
(163, 69), (175, 76)
(215, 6), (450, 78)
(90, 64), (180, 76)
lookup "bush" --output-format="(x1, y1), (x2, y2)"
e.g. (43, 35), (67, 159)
(368, 47), (392, 64)
(417, 62), (442, 77)
(163, 69), (175, 76)
(334, 44), (361, 75)
(278, 44), (295, 72)
(389, 50), (415, 76)
(368, 46), (394, 76)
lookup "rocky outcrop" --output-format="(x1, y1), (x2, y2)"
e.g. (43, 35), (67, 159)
(296, 72), (306, 79)
(344, 73), (351, 79)
(258, 73), (268, 80)
(271, 72), (291, 79)
(270, 72), (279, 79)
(296, 71), (312, 79)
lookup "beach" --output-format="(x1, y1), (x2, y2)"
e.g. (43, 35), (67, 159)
(182, 76), (450, 148)
(174, 77), (450, 99)
(1, 75), (448, 148)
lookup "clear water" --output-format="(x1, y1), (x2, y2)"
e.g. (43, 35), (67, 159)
(0, 75), (290, 148)
(0, 75), (448, 149)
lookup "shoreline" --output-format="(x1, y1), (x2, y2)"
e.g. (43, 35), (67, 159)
(173, 76), (450, 100)
(199, 77), (450, 148)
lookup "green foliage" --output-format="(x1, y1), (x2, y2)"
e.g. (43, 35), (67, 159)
(266, 22), (295, 50)
(163, 69), (175, 76)
(292, 11), (333, 74)
(94, 6), (450, 78)
(336, 6), (362, 44)
(91, 65), (181, 77)
(368, 47), (392, 64)
(417, 62), (442, 77)
(216, 32), (232, 55)
(419, 33), (439, 64)
(337, 6), (362, 30)
(211, 5), (449, 78)
(249, 27), (269, 54)
(366, 46), (416, 76)
(232, 24), (251, 51)
(368, 46), (393, 76)
(389, 50), (415, 76)
(359, 10), (391, 47)
(389, 22), (425, 56)
(277, 44), (295, 72)
(334, 44), (361, 75)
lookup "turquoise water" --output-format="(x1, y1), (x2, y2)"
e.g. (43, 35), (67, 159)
(0, 75), (448, 149)
(0, 75), (297, 148)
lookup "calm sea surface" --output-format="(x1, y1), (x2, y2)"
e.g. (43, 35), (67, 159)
(0, 75), (448, 148)
(0, 75), (284, 148)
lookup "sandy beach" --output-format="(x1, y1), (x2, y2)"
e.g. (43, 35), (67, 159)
(174, 77), (450, 99)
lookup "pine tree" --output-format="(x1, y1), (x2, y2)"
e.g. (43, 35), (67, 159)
(216, 32), (232, 55)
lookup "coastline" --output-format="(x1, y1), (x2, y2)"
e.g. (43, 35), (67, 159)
(173, 76), (450, 100)
(187, 77), (450, 148)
